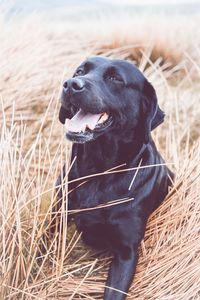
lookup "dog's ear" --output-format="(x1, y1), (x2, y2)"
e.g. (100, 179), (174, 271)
(59, 106), (71, 124)
(142, 80), (165, 143)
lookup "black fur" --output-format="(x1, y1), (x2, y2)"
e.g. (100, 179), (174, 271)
(56, 57), (173, 300)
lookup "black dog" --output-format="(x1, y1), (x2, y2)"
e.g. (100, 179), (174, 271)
(56, 56), (173, 300)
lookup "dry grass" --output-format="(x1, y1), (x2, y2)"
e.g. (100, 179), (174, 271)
(0, 12), (200, 300)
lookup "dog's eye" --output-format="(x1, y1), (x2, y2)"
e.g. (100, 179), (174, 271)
(108, 74), (123, 83)
(74, 69), (84, 77)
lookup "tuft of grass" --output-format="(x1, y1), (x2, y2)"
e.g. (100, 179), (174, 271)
(0, 12), (200, 300)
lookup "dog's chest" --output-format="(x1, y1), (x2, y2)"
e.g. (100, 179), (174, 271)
(68, 172), (134, 245)
(68, 173), (129, 211)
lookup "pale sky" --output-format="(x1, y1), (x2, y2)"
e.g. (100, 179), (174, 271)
(101, 0), (200, 5)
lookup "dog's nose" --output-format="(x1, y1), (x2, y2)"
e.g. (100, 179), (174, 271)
(63, 78), (85, 94)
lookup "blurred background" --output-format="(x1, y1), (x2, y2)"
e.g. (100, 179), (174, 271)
(1, 0), (200, 21)
(0, 1), (200, 300)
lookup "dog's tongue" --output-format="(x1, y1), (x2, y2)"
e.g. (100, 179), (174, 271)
(65, 109), (102, 133)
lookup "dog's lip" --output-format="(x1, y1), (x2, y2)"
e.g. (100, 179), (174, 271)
(66, 130), (95, 144)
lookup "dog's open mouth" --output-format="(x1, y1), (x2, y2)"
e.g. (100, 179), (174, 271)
(64, 108), (113, 143)
(65, 109), (111, 133)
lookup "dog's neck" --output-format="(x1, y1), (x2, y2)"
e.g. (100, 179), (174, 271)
(74, 133), (146, 172)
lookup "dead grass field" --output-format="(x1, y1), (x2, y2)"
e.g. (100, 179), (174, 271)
(0, 12), (200, 300)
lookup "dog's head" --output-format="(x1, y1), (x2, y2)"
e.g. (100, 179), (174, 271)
(59, 56), (164, 144)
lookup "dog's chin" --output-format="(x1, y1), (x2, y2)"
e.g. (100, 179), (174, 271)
(66, 130), (95, 143)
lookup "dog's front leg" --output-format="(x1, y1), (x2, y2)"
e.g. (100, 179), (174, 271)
(104, 246), (139, 300)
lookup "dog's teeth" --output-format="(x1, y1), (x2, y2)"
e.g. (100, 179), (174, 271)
(98, 113), (109, 124)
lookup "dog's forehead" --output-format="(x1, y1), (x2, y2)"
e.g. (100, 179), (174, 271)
(111, 59), (144, 82)
(77, 56), (109, 70)
(78, 57), (144, 83)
